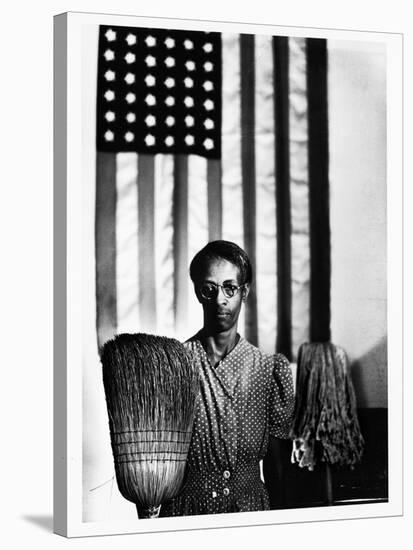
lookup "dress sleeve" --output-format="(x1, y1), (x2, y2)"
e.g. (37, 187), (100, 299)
(268, 354), (295, 439)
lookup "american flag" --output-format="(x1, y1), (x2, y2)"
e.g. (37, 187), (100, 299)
(95, 24), (331, 361)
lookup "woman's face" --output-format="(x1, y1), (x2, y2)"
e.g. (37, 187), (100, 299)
(195, 258), (249, 333)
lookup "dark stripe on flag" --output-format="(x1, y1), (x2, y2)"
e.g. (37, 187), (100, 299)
(173, 155), (189, 334)
(306, 38), (331, 342)
(240, 34), (258, 346)
(207, 160), (222, 241)
(273, 36), (292, 360)
(95, 152), (117, 351)
(137, 154), (157, 331)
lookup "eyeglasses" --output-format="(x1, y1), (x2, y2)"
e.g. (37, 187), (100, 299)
(198, 282), (246, 301)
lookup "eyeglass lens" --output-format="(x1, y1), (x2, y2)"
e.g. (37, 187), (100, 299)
(200, 283), (240, 299)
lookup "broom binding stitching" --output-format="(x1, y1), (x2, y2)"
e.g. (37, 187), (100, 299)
(115, 458), (188, 464)
(115, 450), (190, 456)
(114, 429), (192, 434)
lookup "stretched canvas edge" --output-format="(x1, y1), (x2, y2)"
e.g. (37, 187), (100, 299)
(53, 12), (68, 538)
(53, 10), (404, 538)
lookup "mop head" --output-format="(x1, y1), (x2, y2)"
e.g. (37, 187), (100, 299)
(290, 342), (364, 471)
(101, 333), (199, 517)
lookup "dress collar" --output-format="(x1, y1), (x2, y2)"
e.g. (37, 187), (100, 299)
(193, 332), (245, 367)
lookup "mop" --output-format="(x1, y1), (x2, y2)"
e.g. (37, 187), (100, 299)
(290, 342), (364, 501)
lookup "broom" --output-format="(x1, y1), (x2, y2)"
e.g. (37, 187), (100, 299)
(290, 342), (364, 501)
(101, 333), (199, 518)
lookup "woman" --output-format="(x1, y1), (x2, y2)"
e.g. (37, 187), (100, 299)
(161, 240), (295, 516)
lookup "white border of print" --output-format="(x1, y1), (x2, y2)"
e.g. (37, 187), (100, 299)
(54, 10), (403, 538)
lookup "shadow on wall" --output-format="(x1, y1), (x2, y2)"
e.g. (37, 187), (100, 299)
(350, 335), (388, 409)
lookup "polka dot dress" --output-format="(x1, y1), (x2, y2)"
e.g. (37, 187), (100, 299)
(160, 334), (295, 516)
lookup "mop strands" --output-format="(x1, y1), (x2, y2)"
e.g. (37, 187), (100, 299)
(290, 342), (364, 472)
(101, 333), (199, 518)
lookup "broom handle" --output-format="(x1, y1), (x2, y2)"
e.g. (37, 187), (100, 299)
(136, 504), (162, 519)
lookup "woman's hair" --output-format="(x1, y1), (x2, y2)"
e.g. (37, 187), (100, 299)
(189, 240), (253, 285)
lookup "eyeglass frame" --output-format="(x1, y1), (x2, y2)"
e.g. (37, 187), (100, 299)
(196, 281), (248, 301)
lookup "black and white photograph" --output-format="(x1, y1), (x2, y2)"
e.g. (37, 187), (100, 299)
(52, 10), (403, 538)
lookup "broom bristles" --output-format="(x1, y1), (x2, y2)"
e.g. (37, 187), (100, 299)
(101, 333), (199, 510)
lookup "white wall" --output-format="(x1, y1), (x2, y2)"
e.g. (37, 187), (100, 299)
(328, 40), (387, 407)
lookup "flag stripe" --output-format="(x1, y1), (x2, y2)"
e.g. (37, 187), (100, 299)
(95, 152), (117, 350)
(173, 155), (189, 337)
(115, 153), (139, 334)
(221, 34), (244, 247)
(154, 154), (175, 336)
(137, 154), (156, 332)
(273, 37), (292, 360)
(187, 155), (208, 336)
(306, 38), (331, 342)
(240, 34), (258, 346)
(289, 37), (310, 359)
(221, 34), (245, 336)
(255, 34), (277, 354)
(207, 159), (222, 241)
